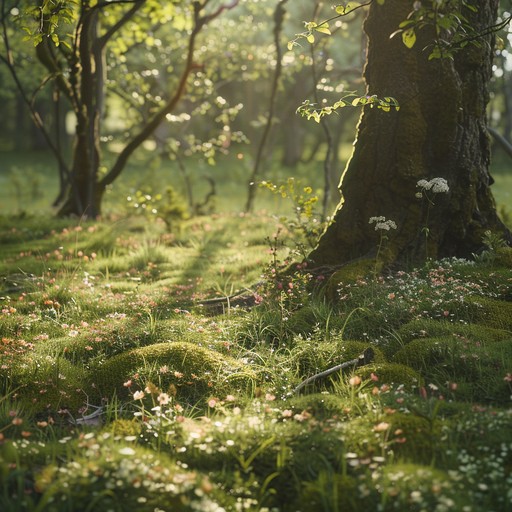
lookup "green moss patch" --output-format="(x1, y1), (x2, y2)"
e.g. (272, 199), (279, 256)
(93, 341), (257, 404)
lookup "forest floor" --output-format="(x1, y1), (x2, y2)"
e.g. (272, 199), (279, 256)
(0, 210), (512, 512)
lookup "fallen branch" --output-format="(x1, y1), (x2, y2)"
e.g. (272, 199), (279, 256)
(293, 347), (375, 394)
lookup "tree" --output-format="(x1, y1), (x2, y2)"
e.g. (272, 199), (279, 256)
(1, 0), (239, 218)
(304, 0), (512, 269)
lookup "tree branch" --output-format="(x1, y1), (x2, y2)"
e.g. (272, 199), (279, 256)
(293, 347), (375, 394)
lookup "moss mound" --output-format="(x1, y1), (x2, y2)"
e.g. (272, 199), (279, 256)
(463, 296), (512, 331)
(284, 393), (349, 419)
(494, 246), (512, 267)
(8, 356), (87, 413)
(34, 440), (230, 512)
(92, 341), (257, 404)
(291, 339), (385, 380)
(393, 337), (512, 402)
(383, 413), (442, 464)
(324, 258), (376, 300)
(378, 463), (470, 511)
(355, 362), (422, 388)
(389, 318), (511, 356)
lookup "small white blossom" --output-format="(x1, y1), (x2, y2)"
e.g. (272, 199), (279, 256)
(369, 216), (397, 231)
(416, 177), (449, 194)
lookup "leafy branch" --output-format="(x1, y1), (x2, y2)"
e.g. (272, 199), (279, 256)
(287, 0), (373, 49)
(296, 94), (399, 123)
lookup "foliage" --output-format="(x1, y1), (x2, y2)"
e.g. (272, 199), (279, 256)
(0, 212), (512, 509)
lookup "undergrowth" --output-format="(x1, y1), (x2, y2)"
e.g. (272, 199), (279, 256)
(0, 212), (511, 511)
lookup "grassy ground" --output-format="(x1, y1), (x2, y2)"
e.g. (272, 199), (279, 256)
(0, 195), (512, 511)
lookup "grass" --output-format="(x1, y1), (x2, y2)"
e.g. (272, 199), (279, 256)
(0, 151), (512, 511)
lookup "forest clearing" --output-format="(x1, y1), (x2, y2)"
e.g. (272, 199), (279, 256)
(2, 0), (512, 510)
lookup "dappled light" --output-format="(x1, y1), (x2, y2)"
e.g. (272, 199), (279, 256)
(1, 1), (512, 510)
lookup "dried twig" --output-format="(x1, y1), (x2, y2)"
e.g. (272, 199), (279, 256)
(293, 347), (374, 394)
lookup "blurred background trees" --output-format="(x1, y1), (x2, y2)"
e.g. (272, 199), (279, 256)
(0, 0), (511, 232)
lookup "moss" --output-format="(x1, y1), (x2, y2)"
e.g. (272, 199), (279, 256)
(387, 318), (510, 356)
(34, 441), (230, 512)
(355, 362), (423, 388)
(393, 336), (467, 370)
(494, 246), (512, 267)
(324, 258), (376, 300)
(92, 341), (257, 405)
(379, 463), (470, 510)
(291, 339), (385, 380)
(384, 413), (442, 464)
(393, 337), (512, 402)
(8, 356), (87, 413)
(463, 296), (512, 331)
(103, 418), (142, 438)
(284, 393), (349, 420)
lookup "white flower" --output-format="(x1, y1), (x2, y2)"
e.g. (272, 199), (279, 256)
(118, 447), (136, 456)
(416, 177), (449, 194)
(430, 177), (449, 193)
(369, 216), (397, 231)
(157, 393), (170, 405)
(133, 391), (145, 400)
(416, 179), (430, 190)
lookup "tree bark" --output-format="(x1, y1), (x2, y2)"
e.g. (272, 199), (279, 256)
(309, 0), (511, 269)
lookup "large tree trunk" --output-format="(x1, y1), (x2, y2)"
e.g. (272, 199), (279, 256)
(309, 0), (511, 269)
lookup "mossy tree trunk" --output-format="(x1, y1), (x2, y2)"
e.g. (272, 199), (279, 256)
(309, 0), (511, 269)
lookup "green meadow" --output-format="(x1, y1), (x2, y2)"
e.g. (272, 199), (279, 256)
(1, 150), (512, 511)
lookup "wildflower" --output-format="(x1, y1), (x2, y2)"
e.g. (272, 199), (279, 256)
(11, 417), (23, 426)
(349, 375), (362, 386)
(504, 373), (512, 383)
(207, 398), (218, 408)
(133, 391), (145, 400)
(369, 216), (397, 231)
(416, 177), (449, 194)
(123, 380), (133, 388)
(374, 422), (390, 432)
(157, 393), (170, 406)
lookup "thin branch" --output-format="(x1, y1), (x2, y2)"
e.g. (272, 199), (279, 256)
(244, 0), (289, 212)
(294, 348), (375, 394)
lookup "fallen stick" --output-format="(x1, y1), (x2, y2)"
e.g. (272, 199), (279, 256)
(293, 347), (375, 394)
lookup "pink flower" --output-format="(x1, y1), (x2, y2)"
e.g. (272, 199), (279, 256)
(349, 376), (362, 386)
(133, 391), (145, 400)
(157, 393), (170, 405)
(504, 373), (512, 383)
(373, 422), (390, 432)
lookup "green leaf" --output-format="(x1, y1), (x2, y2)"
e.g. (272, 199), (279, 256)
(402, 28), (416, 49)
(336, 2), (361, 15)
(315, 24), (331, 35)
(307, 33), (315, 44)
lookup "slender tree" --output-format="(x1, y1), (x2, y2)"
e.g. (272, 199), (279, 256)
(1, 0), (238, 218)
(307, 0), (511, 269)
